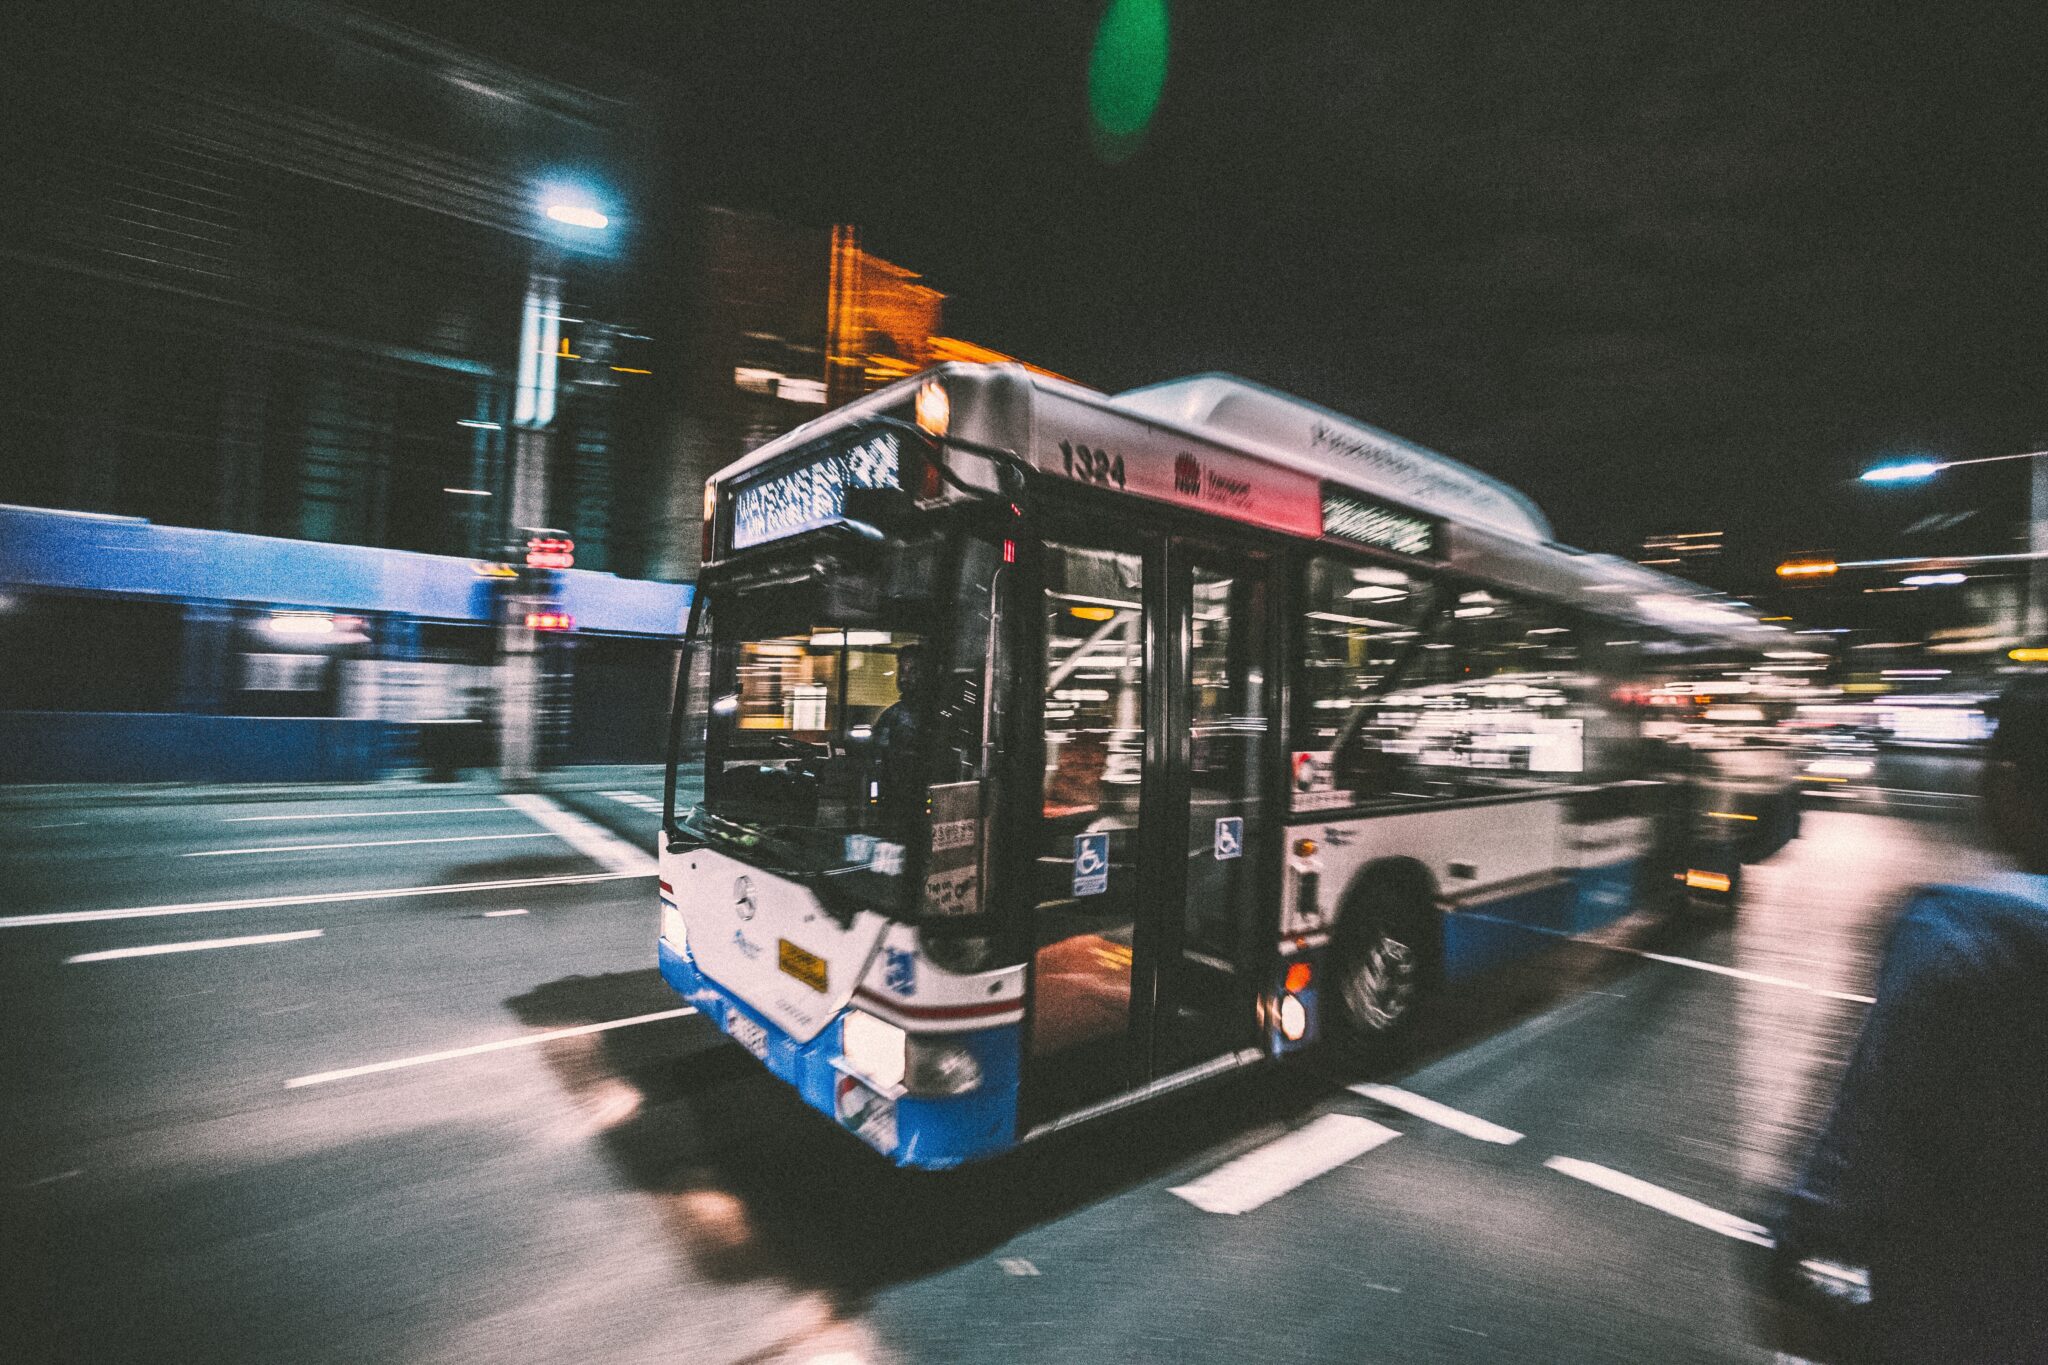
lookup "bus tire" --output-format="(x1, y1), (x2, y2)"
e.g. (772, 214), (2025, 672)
(1327, 863), (1438, 1061)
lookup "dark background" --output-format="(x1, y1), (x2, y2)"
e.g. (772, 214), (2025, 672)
(10, 0), (2045, 578)
(513, 0), (2048, 576)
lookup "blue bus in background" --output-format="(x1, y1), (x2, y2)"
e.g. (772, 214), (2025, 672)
(0, 503), (689, 784)
(659, 365), (1797, 1169)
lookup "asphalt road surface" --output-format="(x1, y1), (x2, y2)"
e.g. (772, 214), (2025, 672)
(0, 759), (2000, 1364)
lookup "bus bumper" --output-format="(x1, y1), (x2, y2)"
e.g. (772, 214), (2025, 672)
(658, 938), (1020, 1169)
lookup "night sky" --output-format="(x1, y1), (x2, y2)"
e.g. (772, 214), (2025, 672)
(487, 3), (2046, 577)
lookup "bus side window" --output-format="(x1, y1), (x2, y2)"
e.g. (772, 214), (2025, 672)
(1292, 555), (1437, 809)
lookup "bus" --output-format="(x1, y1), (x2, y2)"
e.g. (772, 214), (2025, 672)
(657, 364), (1793, 1168)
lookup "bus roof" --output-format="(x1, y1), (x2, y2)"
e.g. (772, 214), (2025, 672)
(707, 363), (1772, 648)
(1110, 373), (1553, 542)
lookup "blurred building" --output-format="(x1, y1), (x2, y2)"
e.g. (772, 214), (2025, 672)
(1, 0), (669, 575)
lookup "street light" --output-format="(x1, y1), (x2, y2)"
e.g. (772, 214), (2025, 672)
(501, 184), (615, 784)
(1860, 450), (2048, 483)
(1860, 447), (2048, 640)
(1860, 460), (1943, 484)
(544, 202), (609, 231)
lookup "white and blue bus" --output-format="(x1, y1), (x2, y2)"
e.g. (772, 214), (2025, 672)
(659, 364), (1793, 1168)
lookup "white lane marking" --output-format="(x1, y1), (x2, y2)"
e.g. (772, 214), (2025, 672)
(67, 929), (325, 963)
(284, 1007), (697, 1088)
(997, 1258), (1040, 1277)
(1543, 1156), (1774, 1247)
(186, 832), (555, 858)
(222, 806), (510, 823)
(1460, 912), (1878, 1006)
(34, 821), (88, 829)
(500, 792), (657, 875)
(1170, 1114), (1400, 1215)
(0, 870), (646, 929)
(1634, 950), (1877, 1006)
(1351, 1083), (1524, 1144)
(18, 1169), (83, 1188)
(482, 908), (530, 918)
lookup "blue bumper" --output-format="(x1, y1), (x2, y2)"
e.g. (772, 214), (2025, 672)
(657, 938), (1021, 1169)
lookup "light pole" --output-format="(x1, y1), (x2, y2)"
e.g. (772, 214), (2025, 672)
(1861, 448), (2048, 642)
(499, 188), (612, 784)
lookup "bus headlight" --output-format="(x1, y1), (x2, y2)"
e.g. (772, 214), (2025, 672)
(915, 378), (950, 438)
(660, 902), (688, 953)
(904, 1036), (983, 1096)
(1278, 994), (1309, 1042)
(842, 1010), (906, 1091)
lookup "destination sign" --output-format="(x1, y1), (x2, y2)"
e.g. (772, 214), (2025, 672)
(730, 430), (902, 551)
(1320, 487), (1441, 559)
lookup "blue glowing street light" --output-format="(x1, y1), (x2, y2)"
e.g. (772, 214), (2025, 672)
(1860, 459), (1944, 484)
(1859, 446), (2048, 642)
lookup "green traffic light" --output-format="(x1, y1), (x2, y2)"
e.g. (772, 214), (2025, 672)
(1088, 0), (1169, 164)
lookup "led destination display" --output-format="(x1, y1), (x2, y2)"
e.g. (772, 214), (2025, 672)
(730, 431), (903, 550)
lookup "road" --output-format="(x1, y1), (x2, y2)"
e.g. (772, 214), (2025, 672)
(0, 760), (2000, 1363)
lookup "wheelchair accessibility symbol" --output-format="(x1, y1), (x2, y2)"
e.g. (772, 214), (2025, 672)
(1073, 832), (1110, 897)
(1214, 816), (1243, 861)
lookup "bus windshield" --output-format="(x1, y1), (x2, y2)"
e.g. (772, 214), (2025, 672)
(678, 528), (996, 917)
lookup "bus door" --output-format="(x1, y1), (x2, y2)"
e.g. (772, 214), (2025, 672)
(1155, 545), (1271, 1072)
(1022, 530), (1270, 1122)
(1025, 533), (1155, 1118)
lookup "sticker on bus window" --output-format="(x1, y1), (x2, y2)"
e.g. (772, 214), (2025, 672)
(924, 864), (979, 917)
(1073, 832), (1109, 897)
(1214, 816), (1243, 861)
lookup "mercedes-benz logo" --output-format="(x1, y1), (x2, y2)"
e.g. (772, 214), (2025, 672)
(733, 875), (757, 921)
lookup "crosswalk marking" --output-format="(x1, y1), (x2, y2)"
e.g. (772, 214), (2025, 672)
(1170, 1114), (1400, 1215)
(1352, 1084), (1525, 1144)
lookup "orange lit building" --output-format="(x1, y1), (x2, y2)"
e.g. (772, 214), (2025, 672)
(653, 208), (1070, 577)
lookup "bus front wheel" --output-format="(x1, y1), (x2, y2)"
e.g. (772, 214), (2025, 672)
(1328, 871), (1437, 1060)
